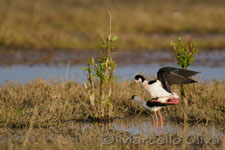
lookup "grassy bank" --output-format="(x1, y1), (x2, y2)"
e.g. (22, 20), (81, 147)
(0, 0), (225, 50)
(0, 79), (224, 149)
(0, 78), (224, 128)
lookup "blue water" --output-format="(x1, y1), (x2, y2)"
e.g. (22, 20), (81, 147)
(0, 63), (224, 84)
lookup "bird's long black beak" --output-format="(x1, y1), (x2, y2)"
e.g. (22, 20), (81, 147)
(128, 81), (135, 87)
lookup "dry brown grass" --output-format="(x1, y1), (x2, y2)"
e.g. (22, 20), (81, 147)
(0, 0), (225, 50)
(0, 78), (224, 128)
(0, 78), (224, 149)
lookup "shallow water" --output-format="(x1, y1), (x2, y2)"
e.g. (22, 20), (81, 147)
(2, 117), (224, 136)
(0, 118), (223, 147)
(112, 118), (224, 136)
(0, 63), (225, 84)
(62, 117), (224, 136)
(0, 50), (225, 84)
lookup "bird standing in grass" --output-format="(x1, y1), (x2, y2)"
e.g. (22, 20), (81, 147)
(129, 67), (199, 135)
(129, 95), (179, 136)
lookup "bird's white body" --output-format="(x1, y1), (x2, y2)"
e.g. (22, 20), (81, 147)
(141, 80), (179, 102)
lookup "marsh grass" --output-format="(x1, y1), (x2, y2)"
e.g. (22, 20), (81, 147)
(0, 79), (224, 149)
(0, 78), (224, 128)
(0, 0), (225, 50)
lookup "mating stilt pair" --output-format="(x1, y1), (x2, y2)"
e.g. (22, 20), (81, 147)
(129, 67), (199, 135)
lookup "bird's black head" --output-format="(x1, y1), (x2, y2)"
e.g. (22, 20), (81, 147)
(134, 75), (145, 83)
(129, 95), (137, 100)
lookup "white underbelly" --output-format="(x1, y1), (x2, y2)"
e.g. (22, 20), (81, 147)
(142, 80), (179, 103)
(148, 87), (171, 98)
(143, 81), (171, 98)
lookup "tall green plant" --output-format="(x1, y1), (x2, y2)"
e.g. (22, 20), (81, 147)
(81, 10), (117, 119)
(171, 37), (198, 70)
(171, 37), (199, 121)
(171, 37), (199, 96)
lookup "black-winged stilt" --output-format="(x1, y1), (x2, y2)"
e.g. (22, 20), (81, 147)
(129, 95), (179, 135)
(130, 67), (200, 102)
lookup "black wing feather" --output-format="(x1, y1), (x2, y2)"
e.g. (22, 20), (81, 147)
(157, 72), (172, 92)
(146, 100), (175, 107)
(146, 101), (167, 107)
(159, 67), (199, 77)
(157, 67), (199, 93)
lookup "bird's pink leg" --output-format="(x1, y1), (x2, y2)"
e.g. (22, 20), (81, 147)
(155, 111), (158, 136)
(158, 110), (164, 135)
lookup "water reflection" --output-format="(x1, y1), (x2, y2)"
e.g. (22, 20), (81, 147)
(60, 117), (224, 137)
(0, 118), (223, 149)
(112, 117), (224, 137)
